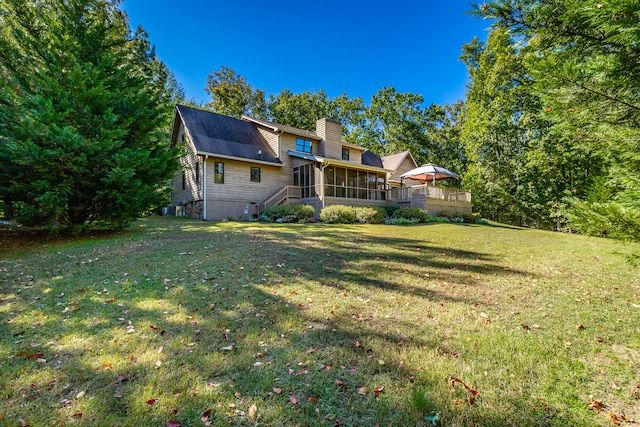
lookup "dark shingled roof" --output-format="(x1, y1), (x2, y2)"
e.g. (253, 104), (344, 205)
(361, 150), (384, 168)
(175, 105), (281, 165)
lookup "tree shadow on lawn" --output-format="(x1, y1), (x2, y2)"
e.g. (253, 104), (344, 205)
(0, 220), (588, 426)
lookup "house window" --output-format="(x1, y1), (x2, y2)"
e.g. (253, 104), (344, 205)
(250, 167), (261, 182)
(195, 163), (200, 184)
(296, 138), (312, 153)
(214, 162), (224, 184)
(342, 147), (350, 161)
(182, 170), (186, 190)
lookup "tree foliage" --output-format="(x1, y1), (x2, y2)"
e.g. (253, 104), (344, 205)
(0, 0), (181, 230)
(202, 68), (466, 177)
(205, 65), (267, 119)
(467, 1), (640, 238)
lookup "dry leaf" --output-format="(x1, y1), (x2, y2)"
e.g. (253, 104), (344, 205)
(451, 377), (479, 396)
(72, 413), (82, 418)
(289, 395), (298, 405)
(248, 404), (257, 420)
(357, 387), (369, 395)
(25, 353), (43, 360)
(589, 398), (604, 412)
(308, 396), (318, 403)
(336, 380), (346, 386)
(166, 421), (181, 427)
(373, 386), (385, 395)
(606, 413), (621, 425)
(146, 398), (157, 405)
(272, 387), (282, 394)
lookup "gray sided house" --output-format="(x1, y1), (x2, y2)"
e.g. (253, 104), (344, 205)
(168, 105), (471, 220)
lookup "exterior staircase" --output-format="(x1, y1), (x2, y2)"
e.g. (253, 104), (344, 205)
(258, 185), (301, 215)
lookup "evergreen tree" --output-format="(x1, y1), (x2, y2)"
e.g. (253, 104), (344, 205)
(0, 0), (180, 230)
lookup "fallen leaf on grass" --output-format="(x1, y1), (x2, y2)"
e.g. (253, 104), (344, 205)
(308, 396), (318, 403)
(101, 362), (112, 370)
(336, 380), (346, 386)
(589, 398), (604, 412)
(25, 353), (43, 360)
(248, 404), (258, 421)
(272, 387), (282, 394)
(451, 377), (479, 395)
(357, 387), (369, 395)
(451, 377), (479, 403)
(146, 398), (157, 405)
(606, 413), (621, 425)
(166, 421), (181, 427)
(72, 413), (82, 418)
(373, 386), (385, 395)
(289, 395), (298, 405)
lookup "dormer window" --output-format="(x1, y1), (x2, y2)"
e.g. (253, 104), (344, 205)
(296, 138), (312, 153)
(342, 147), (350, 161)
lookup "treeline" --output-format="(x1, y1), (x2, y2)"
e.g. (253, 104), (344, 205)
(1, 0), (637, 239)
(197, 66), (467, 177)
(196, 1), (640, 240)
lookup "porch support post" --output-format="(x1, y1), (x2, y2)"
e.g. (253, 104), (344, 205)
(320, 161), (327, 209)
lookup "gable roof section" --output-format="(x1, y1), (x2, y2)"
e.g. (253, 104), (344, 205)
(241, 116), (320, 141)
(174, 105), (281, 165)
(380, 150), (417, 172)
(361, 150), (384, 168)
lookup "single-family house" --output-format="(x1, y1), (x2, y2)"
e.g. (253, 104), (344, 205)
(167, 105), (471, 220)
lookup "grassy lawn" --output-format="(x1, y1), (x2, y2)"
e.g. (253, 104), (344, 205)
(1, 217), (639, 426)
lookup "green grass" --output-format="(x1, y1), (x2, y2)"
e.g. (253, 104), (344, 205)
(1, 217), (639, 426)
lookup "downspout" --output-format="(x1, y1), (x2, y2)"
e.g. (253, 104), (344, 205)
(320, 161), (327, 209)
(203, 155), (208, 221)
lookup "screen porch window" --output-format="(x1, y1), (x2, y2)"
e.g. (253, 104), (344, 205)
(293, 164), (316, 198)
(324, 166), (386, 200)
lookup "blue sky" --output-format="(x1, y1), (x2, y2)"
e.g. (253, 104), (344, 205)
(123, 1), (492, 107)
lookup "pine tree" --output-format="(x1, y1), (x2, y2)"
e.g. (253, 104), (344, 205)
(0, 0), (180, 230)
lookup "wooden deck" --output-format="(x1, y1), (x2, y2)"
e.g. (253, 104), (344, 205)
(387, 185), (472, 215)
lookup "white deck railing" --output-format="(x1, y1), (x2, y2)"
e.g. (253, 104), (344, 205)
(388, 185), (471, 203)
